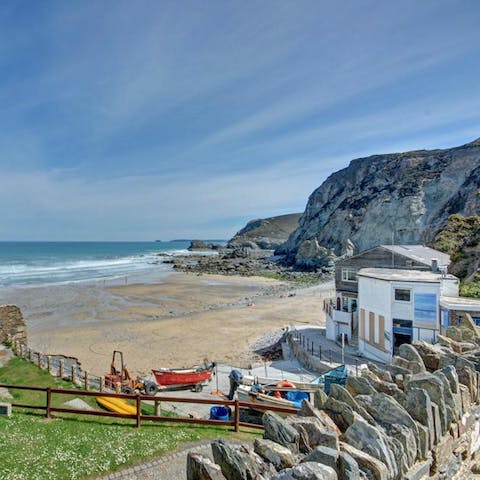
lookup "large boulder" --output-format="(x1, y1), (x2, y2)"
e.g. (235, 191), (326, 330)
(273, 461), (337, 480)
(342, 418), (398, 479)
(187, 452), (226, 480)
(340, 442), (388, 480)
(287, 416), (339, 453)
(354, 393), (418, 471)
(0, 305), (27, 344)
(323, 397), (356, 432)
(263, 411), (300, 454)
(406, 373), (448, 435)
(345, 376), (376, 397)
(301, 446), (338, 470)
(298, 401), (341, 436)
(254, 439), (297, 471)
(397, 344), (427, 373)
(338, 451), (360, 480)
(211, 438), (276, 480)
(329, 384), (375, 424)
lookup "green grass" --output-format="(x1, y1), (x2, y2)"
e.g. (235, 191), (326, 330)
(0, 357), (258, 480)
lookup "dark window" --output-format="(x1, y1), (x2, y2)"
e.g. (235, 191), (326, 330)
(394, 288), (411, 302)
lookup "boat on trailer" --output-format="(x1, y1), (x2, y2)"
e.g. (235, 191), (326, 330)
(152, 362), (215, 392)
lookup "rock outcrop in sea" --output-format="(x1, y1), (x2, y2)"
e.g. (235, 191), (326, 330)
(187, 317), (480, 479)
(279, 137), (480, 268)
(229, 213), (302, 250)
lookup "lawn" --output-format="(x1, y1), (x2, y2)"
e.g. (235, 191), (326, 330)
(0, 357), (257, 480)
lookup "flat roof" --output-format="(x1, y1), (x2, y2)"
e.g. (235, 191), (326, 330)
(357, 268), (457, 283)
(380, 245), (450, 267)
(440, 296), (480, 311)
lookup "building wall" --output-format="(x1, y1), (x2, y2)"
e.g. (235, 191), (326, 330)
(358, 277), (443, 363)
(358, 277), (392, 363)
(335, 246), (431, 294)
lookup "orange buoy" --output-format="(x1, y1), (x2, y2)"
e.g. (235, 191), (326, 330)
(274, 380), (295, 399)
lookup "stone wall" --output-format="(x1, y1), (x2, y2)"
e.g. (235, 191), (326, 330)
(0, 305), (27, 345)
(188, 325), (480, 479)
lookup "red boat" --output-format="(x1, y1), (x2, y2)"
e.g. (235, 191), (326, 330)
(152, 362), (215, 392)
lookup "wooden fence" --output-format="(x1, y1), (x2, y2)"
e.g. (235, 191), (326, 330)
(0, 382), (298, 432)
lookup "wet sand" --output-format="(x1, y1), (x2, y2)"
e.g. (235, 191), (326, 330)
(1, 272), (333, 376)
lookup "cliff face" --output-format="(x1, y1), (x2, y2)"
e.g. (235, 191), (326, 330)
(280, 138), (480, 268)
(228, 213), (302, 250)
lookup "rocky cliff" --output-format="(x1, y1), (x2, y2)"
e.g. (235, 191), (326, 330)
(229, 213), (302, 250)
(280, 138), (480, 268)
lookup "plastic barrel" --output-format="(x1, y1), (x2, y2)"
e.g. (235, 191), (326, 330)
(210, 406), (230, 421)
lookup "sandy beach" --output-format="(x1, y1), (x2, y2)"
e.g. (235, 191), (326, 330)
(1, 272), (334, 376)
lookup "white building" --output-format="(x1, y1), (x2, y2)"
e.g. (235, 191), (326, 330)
(357, 268), (459, 363)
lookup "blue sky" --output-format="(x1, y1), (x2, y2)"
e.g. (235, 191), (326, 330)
(1, 0), (479, 240)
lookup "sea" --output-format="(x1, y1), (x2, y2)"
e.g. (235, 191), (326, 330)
(0, 241), (222, 287)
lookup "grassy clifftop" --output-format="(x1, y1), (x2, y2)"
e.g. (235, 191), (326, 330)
(433, 214), (480, 297)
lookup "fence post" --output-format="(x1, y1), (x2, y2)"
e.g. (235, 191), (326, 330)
(355, 359), (358, 377)
(84, 371), (88, 390)
(37, 353), (42, 369)
(319, 345), (322, 360)
(329, 349), (332, 364)
(100, 376), (105, 392)
(136, 394), (141, 428)
(71, 365), (75, 383)
(234, 399), (240, 432)
(46, 387), (52, 419)
(155, 399), (161, 417)
(47, 356), (51, 373)
(29, 349), (33, 362)
(59, 360), (64, 379)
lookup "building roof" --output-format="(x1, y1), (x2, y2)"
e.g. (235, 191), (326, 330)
(357, 268), (457, 283)
(440, 296), (480, 311)
(380, 245), (450, 267)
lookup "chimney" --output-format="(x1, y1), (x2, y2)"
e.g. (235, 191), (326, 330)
(431, 258), (439, 272)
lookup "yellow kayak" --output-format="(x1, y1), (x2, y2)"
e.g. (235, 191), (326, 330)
(96, 396), (137, 415)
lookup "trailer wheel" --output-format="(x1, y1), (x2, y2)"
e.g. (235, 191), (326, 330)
(122, 386), (133, 394)
(192, 383), (203, 393)
(144, 382), (159, 396)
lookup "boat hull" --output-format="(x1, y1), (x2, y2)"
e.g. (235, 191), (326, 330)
(152, 365), (214, 387)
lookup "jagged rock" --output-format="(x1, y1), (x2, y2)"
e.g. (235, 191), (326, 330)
(298, 401), (341, 436)
(0, 305), (27, 344)
(355, 393), (418, 470)
(313, 389), (328, 409)
(280, 138), (480, 266)
(456, 365), (478, 403)
(228, 214), (302, 250)
(406, 373), (448, 435)
(254, 439), (297, 471)
(411, 342), (443, 371)
(329, 384), (375, 424)
(340, 442), (388, 480)
(397, 344), (427, 373)
(324, 397), (356, 432)
(0, 387), (12, 399)
(294, 239), (336, 269)
(400, 387), (436, 448)
(301, 446), (338, 470)
(386, 363), (412, 377)
(342, 417), (397, 479)
(446, 326), (463, 342)
(287, 416), (339, 453)
(462, 313), (480, 340)
(338, 451), (360, 480)
(263, 411), (300, 454)
(346, 376), (376, 397)
(433, 370), (460, 423)
(187, 452), (226, 480)
(273, 461), (337, 480)
(211, 438), (276, 480)
(367, 363), (392, 383)
(414, 421), (430, 459)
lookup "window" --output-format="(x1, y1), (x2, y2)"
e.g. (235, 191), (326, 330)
(395, 288), (411, 302)
(342, 268), (357, 283)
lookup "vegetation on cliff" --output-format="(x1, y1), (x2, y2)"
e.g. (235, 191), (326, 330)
(433, 214), (480, 297)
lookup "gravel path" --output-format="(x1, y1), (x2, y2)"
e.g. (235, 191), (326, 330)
(96, 440), (213, 480)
